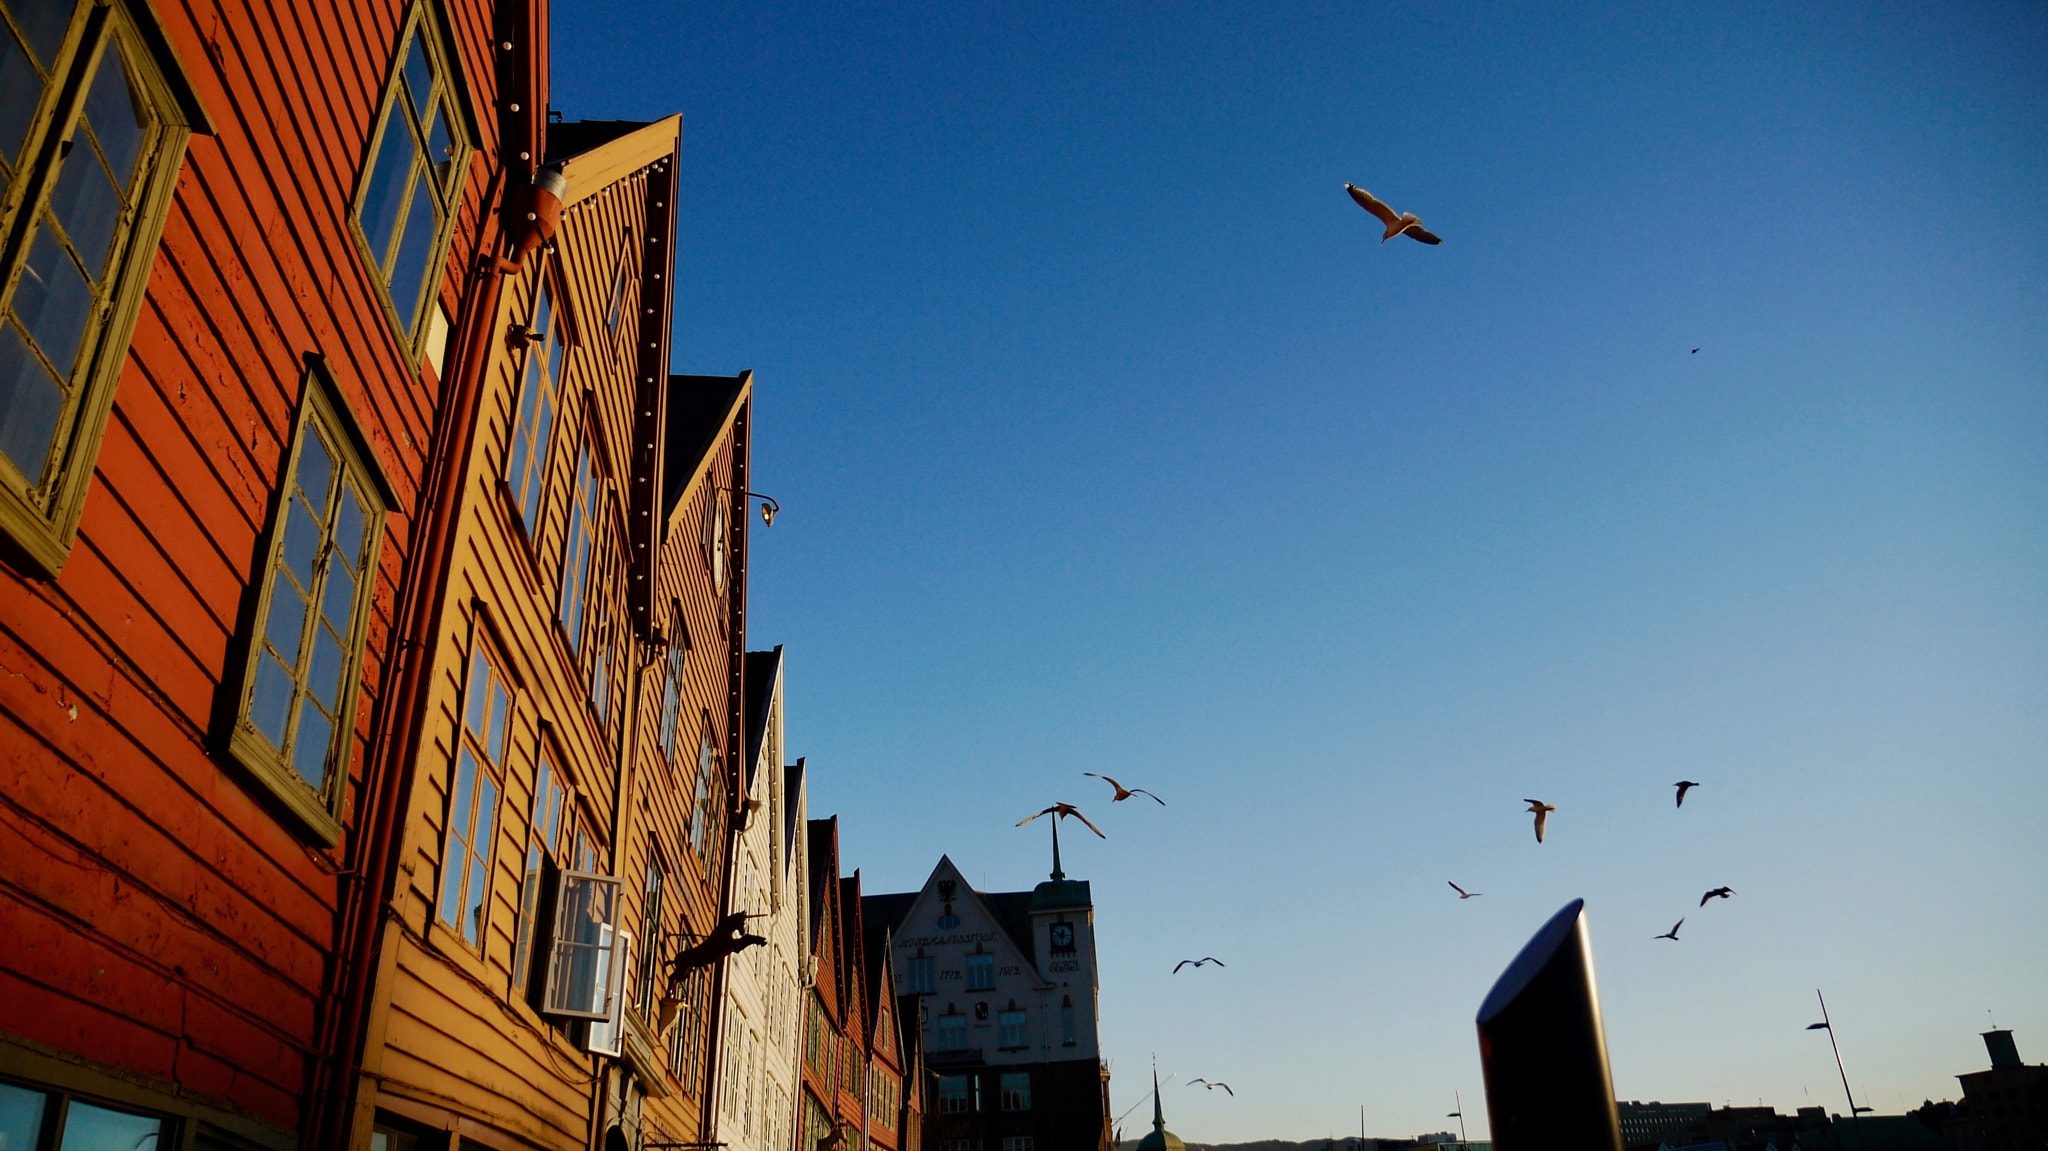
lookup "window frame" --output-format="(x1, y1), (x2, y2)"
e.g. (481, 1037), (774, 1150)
(343, 0), (477, 364)
(224, 358), (398, 845)
(503, 267), (565, 542)
(437, 642), (514, 950)
(0, 0), (211, 577)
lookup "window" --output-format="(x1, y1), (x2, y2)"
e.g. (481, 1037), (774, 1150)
(668, 965), (710, 1088)
(997, 1009), (1026, 1050)
(348, 2), (471, 352)
(226, 364), (394, 841)
(438, 647), (510, 947)
(0, 1082), (169, 1151)
(636, 856), (665, 1016)
(512, 753), (565, 994)
(541, 869), (623, 1018)
(659, 634), (684, 758)
(936, 1075), (971, 1115)
(964, 952), (994, 991)
(606, 228), (633, 333)
(939, 1142), (973, 1151)
(583, 927), (631, 1057)
(999, 1072), (1030, 1111)
(1060, 995), (1075, 1046)
(936, 1010), (966, 1052)
(804, 995), (827, 1071)
(1001, 1139), (1034, 1151)
(692, 729), (720, 863)
(558, 437), (597, 646)
(872, 1072), (898, 1131)
(504, 277), (561, 532)
(0, 0), (205, 576)
(907, 953), (934, 994)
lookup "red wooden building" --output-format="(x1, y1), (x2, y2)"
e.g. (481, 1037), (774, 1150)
(0, 0), (549, 1147)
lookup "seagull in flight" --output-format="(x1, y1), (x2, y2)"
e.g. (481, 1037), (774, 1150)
(1085, 772), (1165, 805)
(1448, 882), (1482, 900)
(1700, 886), (1735, 906)
(1674, 780), (1700, 807)
(1016, 803), (1107, 839)
(1173, 957), (1226, 973)
(1524, 799), (1556, 843)
(1345, 184), (1441, 244)
(1654, 919), (1684, 941)
(1189, 1080), (1235, 1096)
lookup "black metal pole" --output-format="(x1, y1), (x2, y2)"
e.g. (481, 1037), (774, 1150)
(1475, 899), (1624, 1151)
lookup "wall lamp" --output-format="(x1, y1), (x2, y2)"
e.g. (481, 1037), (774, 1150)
(736, 490), (780, 526)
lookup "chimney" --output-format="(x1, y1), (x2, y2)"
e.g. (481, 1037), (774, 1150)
(1983, 1029), (2022, 1071)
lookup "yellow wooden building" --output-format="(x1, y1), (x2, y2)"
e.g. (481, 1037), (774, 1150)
(340, 116), (761, 1151)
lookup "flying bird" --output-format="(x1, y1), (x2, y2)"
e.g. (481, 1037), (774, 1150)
(1085, 772), (1165, 805)
(1524, 799), (1556, 843)
(1188, 1080), (1234, 1096)
(1448, 882), (1482, 900)
(1700, 886), (1735, 906)
(1016, 803), (1107, 839)
(1173, 957), (1226, 973)
(1691, 348), (1700, 354)
(1654, 919), (1684, 941)
(1345, 184), (1441, 245)
(1674, 780), (1700, 807)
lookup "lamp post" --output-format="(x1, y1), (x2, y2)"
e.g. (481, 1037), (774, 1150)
(1449, 1090), (1467, 1142)
(1806, 989), (1870, 1144)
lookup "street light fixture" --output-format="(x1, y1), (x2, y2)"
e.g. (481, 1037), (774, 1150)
(1807, 989), (1866, 1140)
(736, 489), (780, 526)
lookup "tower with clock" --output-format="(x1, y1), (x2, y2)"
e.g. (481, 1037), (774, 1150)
(863, 844), (1112, 1151)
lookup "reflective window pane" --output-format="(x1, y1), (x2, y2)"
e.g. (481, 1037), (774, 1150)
(0, 22), (43, 165)
(296, 428), (333, 512)
(426, 99), (455, 190)
(13, 0), (72, 70)
(357, 109), (414, 261)
(308, 625), (344, 709)
(448, 748), (477, 847)
(291, 704), (332, 787)
(56, 1101), (162, 1151)
(46, 143), (122, 282)
(250, 651), (294, 746)
(385, 177), (438, 331)
(82, 41), (147, 187)
(281, 497), (320, 585)
(0, 323), (64, 481)
(0, 1081), (48, 1151)
(13, 226), (93, 375)
(320, 552), (355, 630)
(463, 651), (488, 734)
(334, 482), (366, 566)
(401, 35), (432, 118)
(263, 576), (308, 665)
(487, 679), (508, 765)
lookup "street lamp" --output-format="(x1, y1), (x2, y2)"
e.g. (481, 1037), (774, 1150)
(1807, 989), (1868, 1141)
(736, 489), (780, 526)
(1448, 1090), (1467, 1142)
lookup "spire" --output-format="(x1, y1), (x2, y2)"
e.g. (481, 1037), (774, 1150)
(1152, 1065), (1165, 1131)
(1050, 816), (1065, 881)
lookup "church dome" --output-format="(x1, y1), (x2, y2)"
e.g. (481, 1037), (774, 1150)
(1133, 1071), (1184, 1151)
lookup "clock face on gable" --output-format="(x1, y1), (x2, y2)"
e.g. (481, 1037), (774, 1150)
(1050, 923), (1075, 952)
(701, 490), (730, 596)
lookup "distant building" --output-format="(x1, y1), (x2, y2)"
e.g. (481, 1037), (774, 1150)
(1952, 1029), (2048, 1151)
(864, 837), (1111, 1151)
(1618, 1101), (1713, 1148)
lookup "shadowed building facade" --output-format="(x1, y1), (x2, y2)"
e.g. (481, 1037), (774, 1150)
(864, 846), (1111, 1151)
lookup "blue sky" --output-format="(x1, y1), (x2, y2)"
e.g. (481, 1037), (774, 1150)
(549, 0), (2046, 1140)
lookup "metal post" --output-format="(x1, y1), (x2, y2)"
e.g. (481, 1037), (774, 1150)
(1474, 899), (1623, 1151)
(1813, 990), (1866, 1145)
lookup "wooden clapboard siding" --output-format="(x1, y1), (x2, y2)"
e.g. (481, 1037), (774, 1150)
(0, 0), (512, 1135)
(362, 119), (689, 1151)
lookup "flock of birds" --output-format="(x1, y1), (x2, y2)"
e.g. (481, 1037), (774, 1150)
(1453, 779), (1737, 942)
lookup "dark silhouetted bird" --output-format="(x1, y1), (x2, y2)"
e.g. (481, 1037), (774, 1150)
(1085, 772), (1165, 805)
(1016, 803), (1106, 838)
(1524, 799), (1556, 843)
(1691, 348), (1700, 354)
(1654, 919), (1684, 941)
(1173, 957), (1226, 973)
(1675, 780), (1700, 807)
(1448, 882), (1482, 899)
(1189, 1080), (1234, 1096)
(1700, 886), (1735, 906)
(1345, 184), (1441, 244)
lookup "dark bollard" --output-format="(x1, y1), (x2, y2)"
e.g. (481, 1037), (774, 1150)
(1475, 898), (1623, 1151)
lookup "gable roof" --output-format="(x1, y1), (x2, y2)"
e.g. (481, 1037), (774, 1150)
(663, 372), (749, 528)
(743, 647), (782, 790)
(867, 856), (1041, 970)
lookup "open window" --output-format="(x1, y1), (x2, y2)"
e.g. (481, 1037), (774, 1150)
(584, 927), (632, 1057)
(539, 869), (624, 1019)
